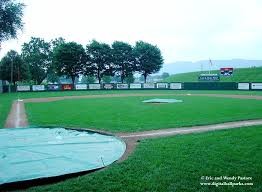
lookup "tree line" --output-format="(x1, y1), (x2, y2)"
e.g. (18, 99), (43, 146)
(0, 37), (164, 85)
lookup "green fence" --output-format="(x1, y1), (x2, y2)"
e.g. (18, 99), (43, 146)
(183, 82), (237, 90)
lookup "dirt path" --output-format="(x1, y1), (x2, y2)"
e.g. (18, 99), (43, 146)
(4, 100), (28, 128)
(117, 119), (262, 161)
(4, 93), (262, 160)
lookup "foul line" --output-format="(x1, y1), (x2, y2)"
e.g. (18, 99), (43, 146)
(15, 101), (20, 128)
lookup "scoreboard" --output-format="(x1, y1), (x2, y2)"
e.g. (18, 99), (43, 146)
(220, 68), (233, 76)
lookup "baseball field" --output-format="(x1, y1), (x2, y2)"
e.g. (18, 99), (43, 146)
(0, 90), (262, 192)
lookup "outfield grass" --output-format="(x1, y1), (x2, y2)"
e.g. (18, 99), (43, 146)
(165, 67), (262, 82)
(1, 90), (262, 128)
(25, 95), (262, 132)
(27, 126), (262, 192)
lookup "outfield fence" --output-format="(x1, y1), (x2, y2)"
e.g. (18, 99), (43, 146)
(0, 80), (2, 93)
(1, 82), (262, 93)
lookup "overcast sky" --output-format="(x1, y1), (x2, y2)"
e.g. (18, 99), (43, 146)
(1, 0), (262, 63)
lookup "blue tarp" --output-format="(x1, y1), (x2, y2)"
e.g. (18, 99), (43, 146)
(0, 128), (126, 185)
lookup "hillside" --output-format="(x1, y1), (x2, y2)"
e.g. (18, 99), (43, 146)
(159, 59), (262, 75)
(164, 67), (262, 82)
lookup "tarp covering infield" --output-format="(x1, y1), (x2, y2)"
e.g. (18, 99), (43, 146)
(0, 128), (126, 185)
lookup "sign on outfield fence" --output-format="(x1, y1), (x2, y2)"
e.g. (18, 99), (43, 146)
(62, 84), (73, 90)
(32, 85), (45, 91)
(238, 83), (249, 90)
(251, 83), (262, 90)
(129, 83), (142, 89)
(17, 85), (30, 91)
(157, 83), (168, 89)
(103, 84), (114, 89)
(116, 84), (129, 89)
(75, 84), (87, 90)
(88, 84), (101, 89)
(143, 83), (155, 89)
(48, 84), (60, 91)
(170, 83), (182, 89)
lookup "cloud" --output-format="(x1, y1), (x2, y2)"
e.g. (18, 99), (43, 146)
(1, 0), (262, 62)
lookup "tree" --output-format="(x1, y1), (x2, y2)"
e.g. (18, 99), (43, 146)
(81, 75), (95, 84)
(134, 41), (164, 83)
(86, 40), (113, 83)
(0, 50), (30, 84)
(46, 37), (66, 84)
(50, 37), (65, 49)
(53, 42), (87, 84)
(21, 37), (51, 84)
(102, 75), (112, 83)
(112, 41), (136, 83)
(46, 71), (60, 84)
(0, 0), (25, 47)
(161, 72), (170, 79)
(125, 74), (135, 83)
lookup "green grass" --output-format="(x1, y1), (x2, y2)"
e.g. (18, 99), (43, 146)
(1, 90), (262, 128)
(27, 126), (262, 192)
(165, 67), (262, 82)
(25, 95), (262, 132)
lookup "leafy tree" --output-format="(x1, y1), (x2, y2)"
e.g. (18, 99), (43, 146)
(0, 0), (25, 47)
(0, 50), (30, 84)
(86, 40), (113, 83)
(46, 37), (66, 84)
(53, 42), (87, 84)
(102, 75), (112, 83)
(134, 41), (164, 82)
(112, 41), (136, 83)
(125, 74), (135, 83)
(46, 71), (60, 84)
(161, 72), (170, 79)
(139, 75), (144, 82)
(81, 75), (95, 84)
(21, 37), (51, 84)
(50, 37), (65, 49)
(111, 75), (121, 83)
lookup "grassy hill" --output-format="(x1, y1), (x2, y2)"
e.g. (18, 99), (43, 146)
(164, 67), (262, 82)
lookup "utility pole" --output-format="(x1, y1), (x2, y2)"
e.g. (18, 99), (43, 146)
(9, 57), (13, 93)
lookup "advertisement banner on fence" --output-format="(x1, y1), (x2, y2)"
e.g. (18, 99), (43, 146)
(17, 85), (30, 92)
(88, 84), (101, 89)
(47, 84), (60, 91)
(75, 84), (87, 90)
(238, 83), (249, 90)
(129, 83), (142, 89)
(157, 83), (168, 89)
(170, 83), (182, 90)
(116, 83), (128, 89)
(143, 83), (155, 89)
(251, 83), (262, 90)
(32, 85), (45, 91)
(62, 84), (73, 90)
(103, 84), (114, 89)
